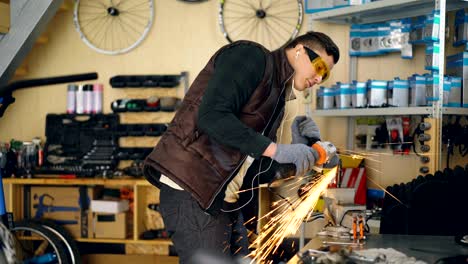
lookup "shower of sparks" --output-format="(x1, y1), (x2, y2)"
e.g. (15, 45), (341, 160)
(341, 148), (408, 207)
(248, 168), (337, 262)
(367, 176), (407, 207)
(240, 145), (420, 261)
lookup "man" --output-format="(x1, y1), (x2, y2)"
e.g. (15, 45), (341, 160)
(144, 31), (340, 263)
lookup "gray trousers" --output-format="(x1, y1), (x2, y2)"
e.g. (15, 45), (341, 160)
(159, 184), (250, 264)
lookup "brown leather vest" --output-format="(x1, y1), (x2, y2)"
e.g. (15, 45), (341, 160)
(144, 41), (294, 211)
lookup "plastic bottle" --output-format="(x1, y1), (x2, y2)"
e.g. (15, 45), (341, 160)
(93, 84), (103, 114)
(83, 84), (93, 114)
(76, 85), (84, 114)
(32, 137), (43, 167)
(67, 84), (77, 114)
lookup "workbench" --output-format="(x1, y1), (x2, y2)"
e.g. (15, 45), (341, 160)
(288, 234), (468, 263)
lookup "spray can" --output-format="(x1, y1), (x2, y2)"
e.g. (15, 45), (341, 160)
(76, 85), (84, 114)
(83, 84), (93, 114)
(67, 84), (77, 114)
(22, 142), (35, 178)
(93, 84), (103, 114)
(32, 137), (43, 167)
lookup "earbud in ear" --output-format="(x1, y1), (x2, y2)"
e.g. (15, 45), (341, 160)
(295, 50), (300, 59)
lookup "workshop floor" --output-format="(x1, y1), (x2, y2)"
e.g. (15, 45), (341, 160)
(82, 254), (179, 264)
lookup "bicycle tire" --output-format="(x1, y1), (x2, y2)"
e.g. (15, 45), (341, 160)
(12, 220), (70, 264)
(32, 219), (81, 264)
(218, 0), (303, 50)
(0, 221), (17, 264)
(73, 0), (155, 55)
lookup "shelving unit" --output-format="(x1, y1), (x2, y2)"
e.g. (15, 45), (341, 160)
(311, 107), (434, 117)
(2, 177), (151, 186)
(2, 177), (172, 249)
(311, 107), (468, 116)
(308, 0), (468, 174)
(443, 107), (468, 115)
(1, 73), (190, 254)
(308, 0), (467, 24)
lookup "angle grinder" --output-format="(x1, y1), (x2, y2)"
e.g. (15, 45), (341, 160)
(269, 138), (337, 188)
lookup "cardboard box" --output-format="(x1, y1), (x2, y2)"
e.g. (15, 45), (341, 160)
(446, 52), (468, 107)
(91, 199), (129, 213)
(91, 212), (127, 239)
(30, 186), (94, 238)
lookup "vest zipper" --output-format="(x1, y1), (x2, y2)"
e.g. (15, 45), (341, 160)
(205, 72), (294, 211)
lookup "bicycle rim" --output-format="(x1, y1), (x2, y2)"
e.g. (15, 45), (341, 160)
(35, 219), (81, 264)
(73, 0), (155, 55)
(12, 221), (69, 264)
(0, 222), (16, 264)
(219, 0), (303, 50)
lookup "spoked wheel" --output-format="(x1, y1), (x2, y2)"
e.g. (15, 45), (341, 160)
(0, 222), (16, 264)
(218, 0), (303, 50)
(73, 0), (155, 55)
(33, 219), (81, 264)
(12, 220), (69, 264)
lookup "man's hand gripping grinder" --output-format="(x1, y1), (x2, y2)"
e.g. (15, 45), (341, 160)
(269, 138), (337, 188)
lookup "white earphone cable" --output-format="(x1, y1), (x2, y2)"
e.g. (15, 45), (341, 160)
(221, 76), (300, 212)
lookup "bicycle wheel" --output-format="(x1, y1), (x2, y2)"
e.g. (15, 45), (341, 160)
(218, 0), (303, 50)
(73, 0), (155, 55)
(0, 222), (17, 264)
(33, 219), (81, 264)
(12, 220), (69, 264)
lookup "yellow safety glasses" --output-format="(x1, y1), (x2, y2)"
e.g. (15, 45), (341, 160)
(304, 46), (330, 83)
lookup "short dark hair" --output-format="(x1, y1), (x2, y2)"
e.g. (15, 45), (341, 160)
(285, 31), (340, 64)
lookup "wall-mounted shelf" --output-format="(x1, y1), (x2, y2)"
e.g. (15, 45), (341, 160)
(443, 107), (468, 115)
(2, 177), (171, 248)
(306, 0), (466, 191)
(308, 0), (468, 24)
(311, 107), (434, 117)
(76, 238), (172, 245)
(2, 177), (151, 186)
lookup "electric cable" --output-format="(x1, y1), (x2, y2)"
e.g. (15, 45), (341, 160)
(303, 212), (324, 223)
(220, 73), (297, 213)
(338, 209), (365, 227)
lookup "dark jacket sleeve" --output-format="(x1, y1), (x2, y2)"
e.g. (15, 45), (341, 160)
(197, 44), (272, 158)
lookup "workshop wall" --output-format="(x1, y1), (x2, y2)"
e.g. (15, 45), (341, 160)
(310, 21), (445, 189)
(1, 0), (462, 190)
(0, 1), (229, 139)
(0, 0), (352, 164)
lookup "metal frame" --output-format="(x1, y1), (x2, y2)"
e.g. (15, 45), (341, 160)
(302, 0), (468, 249)
(307, 0), (466, 172)
(308, 0), (467, 24)
(0, 0), (64, 88)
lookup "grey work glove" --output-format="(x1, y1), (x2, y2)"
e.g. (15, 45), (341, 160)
(291, 116), (321, 144)
(272, 144), (319, 176)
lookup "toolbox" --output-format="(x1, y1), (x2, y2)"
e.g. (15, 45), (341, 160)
(37, 114), (120, 177)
